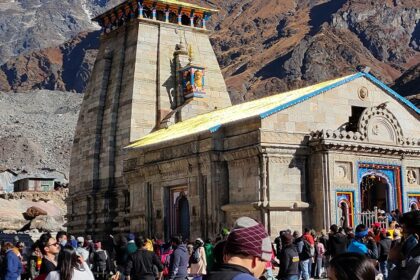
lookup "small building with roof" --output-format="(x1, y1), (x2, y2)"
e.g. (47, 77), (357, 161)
(14, 175), (55, 192)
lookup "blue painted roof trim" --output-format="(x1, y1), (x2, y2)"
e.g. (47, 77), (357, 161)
(209, 124), (222, 133)
(208, 71), (419, 134)
(259, 72), (364, 119)
(362, 72), (420, 115)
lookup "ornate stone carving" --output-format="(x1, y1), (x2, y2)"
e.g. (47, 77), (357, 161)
(358, 106), (404, 145)
(268, 157), (294, 164)
(309, 106), (420, 150)
(335, 161), (353, 183)
(358, 87), (369, 100)
(407, 169), (417, 184)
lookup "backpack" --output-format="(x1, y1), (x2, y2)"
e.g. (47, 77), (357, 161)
(300, 240), (314, 259)
(190, 247), (201, 264)
(160, 250), (172, 277)
(94, 250), (108, 272)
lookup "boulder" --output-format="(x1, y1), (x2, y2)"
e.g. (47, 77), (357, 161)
(29, 216), (64, 232)
(23, 206), (48, 220)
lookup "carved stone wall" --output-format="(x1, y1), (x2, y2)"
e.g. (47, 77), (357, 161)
(334, 161), (353, 184)
(358, 106), (405, 145)
(226, 157), (260, 203)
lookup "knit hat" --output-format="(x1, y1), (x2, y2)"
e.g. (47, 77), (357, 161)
(77, 237), (84, 244)
(224, 217), (271, 261)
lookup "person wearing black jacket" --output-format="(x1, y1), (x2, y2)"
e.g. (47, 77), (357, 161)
(278, 233), (299, 280)
(115, 235), (129, 280)
(327, 225), (347, 258)
(125, 236), (163, 280)
(378, 231), (392, 280)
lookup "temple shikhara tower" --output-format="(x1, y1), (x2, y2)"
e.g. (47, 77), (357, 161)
(68, 0), (231, 236)
(68, 0), (420, 239)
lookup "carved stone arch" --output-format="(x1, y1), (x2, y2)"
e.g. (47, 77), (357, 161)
(358, 106), (404, 145)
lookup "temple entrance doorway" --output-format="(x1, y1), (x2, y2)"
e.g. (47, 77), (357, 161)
(360, 174), (389, 212)
(169, 187), (190, 240)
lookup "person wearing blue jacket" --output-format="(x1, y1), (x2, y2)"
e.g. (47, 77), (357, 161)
(3, 245), (22, 280)
(168, 236), (189, 280)
(347, 224), (378, 260)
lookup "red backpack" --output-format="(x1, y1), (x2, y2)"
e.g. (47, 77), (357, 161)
(160, 250), (173, 277)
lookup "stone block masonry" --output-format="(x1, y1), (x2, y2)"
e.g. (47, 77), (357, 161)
(68, 15), (232, 237)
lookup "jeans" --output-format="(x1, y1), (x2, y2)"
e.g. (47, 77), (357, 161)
(316, 257), (323, 278)
(380, 260), (388, 280)
(192, 276), (203, 280)
(300, 259), (311, 280)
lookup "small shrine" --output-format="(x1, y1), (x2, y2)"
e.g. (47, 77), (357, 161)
(180, 46), (206, 99)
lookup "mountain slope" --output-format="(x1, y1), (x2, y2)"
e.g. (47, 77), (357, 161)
(0, 0), (128, 64)
(0, 0), (418, 102)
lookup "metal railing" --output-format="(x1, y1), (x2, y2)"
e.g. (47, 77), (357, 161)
(358, 207), (389, 229)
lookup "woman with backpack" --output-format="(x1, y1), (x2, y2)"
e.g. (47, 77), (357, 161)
(189, 238), (207, 280)
(45, 245), (94, 280)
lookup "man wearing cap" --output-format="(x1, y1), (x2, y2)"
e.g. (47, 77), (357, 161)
(347, 224), (378, 259)
(388, 210), (420, 280)
(76, 237), (90, 266)
(372, 222), (382, 243)
(206, 217), (271, 280)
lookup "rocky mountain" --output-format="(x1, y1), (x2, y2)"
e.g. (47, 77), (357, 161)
(0, 31), (100, 93)
(393, 63), (420, 96)
(0, 90), (83, 180)
(0, 0), (419, 102)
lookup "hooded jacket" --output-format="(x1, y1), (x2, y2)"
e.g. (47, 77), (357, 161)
(327, 233), (347, 257)
(3, 249), (22, 280)
(278, 244), (299, 279)
(169, 244), (189, 279)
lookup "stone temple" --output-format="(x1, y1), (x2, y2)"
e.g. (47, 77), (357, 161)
(68, 0), (420, 240)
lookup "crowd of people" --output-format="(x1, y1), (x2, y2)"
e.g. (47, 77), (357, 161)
(0, 210), (419, 280)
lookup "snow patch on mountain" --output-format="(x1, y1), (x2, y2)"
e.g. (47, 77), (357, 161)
(81, 0), (94, 19)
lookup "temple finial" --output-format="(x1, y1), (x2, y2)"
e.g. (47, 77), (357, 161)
(188, 44), (194, 63)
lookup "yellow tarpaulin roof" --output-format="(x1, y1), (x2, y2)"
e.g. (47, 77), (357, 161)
(127, 73), (361, 149)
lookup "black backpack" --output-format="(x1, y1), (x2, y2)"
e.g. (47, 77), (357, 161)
(190, 247), (201, 264)
(94, 250), (108, 272)
(300, 240), (314, 259)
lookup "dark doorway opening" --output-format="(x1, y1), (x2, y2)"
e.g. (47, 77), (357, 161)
(168, 187), (190, 240)
(360, 175), (389, 212)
